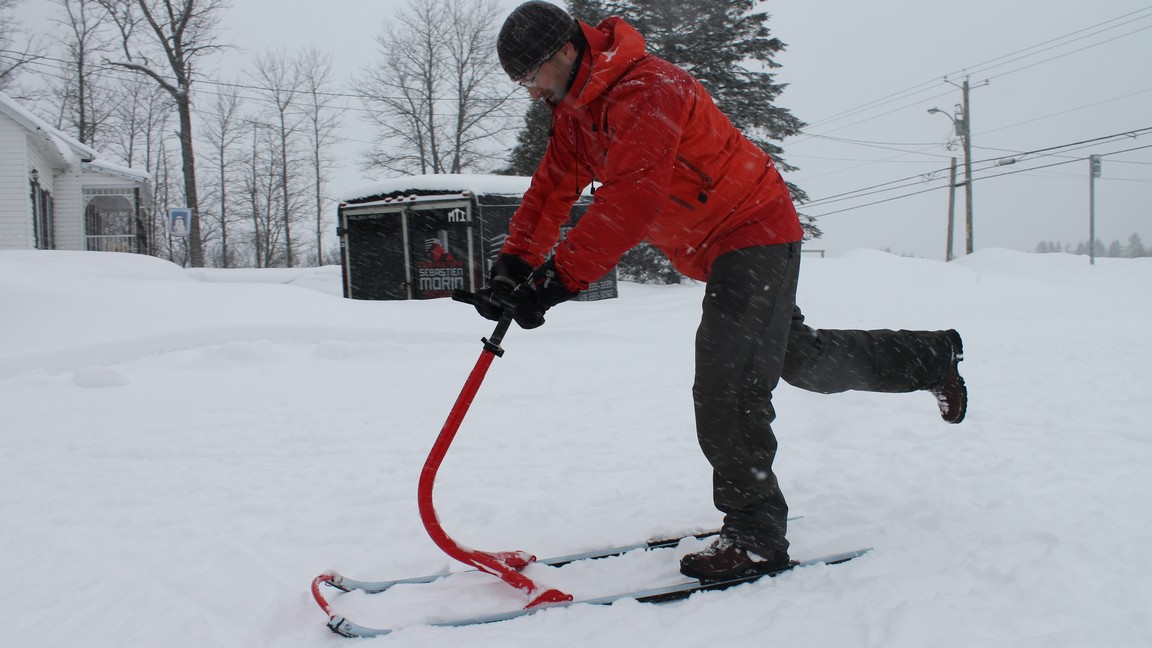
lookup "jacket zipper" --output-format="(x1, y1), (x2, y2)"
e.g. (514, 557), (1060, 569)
(675, 154), (714, 203)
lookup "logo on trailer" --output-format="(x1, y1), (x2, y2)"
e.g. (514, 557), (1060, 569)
(416, 229), (464, 298)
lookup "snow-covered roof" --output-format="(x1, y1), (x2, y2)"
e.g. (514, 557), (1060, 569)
(1, 91), (96, 167)
(341, 174), (532, 203)
(0, 91), (148, 183)
(340, 173), (594, 204)
(82, 159), (151, 183)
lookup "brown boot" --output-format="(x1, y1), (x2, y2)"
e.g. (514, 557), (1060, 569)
(931, 329), (967, 424)
(679, 535), (794, 582)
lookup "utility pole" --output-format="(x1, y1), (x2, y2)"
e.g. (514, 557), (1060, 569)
(1089, 154), (1102, 265)
(959, 77), (975, 255)
(946, 157), (957, 261)
(929, 76), (984, 257)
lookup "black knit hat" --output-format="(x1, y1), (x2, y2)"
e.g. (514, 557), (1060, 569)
(497, 1), (578, 80)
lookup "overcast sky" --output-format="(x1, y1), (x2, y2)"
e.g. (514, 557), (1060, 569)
(12, 0), (1152, 258)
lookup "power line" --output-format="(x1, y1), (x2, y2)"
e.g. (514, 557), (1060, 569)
(0, 48), (528, 115)
(801, 128), (1152, 215)
(787, 154), (940, 164)
(975, 87), (1152, 139)
(802, 184), (945, 218)
(807, 135), (947, 148)
(794, 88), (958, 142)
(978, 143), (1152, 182)
(957, 8), (1152, 80)
(979, 127), (1152, 164)
(791, 82), (1152, 173)
(804, 144), (1152, 219)
(795, 7), (1152, 139)
(982, 24), (1152, 83)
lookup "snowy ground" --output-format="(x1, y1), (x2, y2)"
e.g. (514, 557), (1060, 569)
(1, 248), (1150, 647)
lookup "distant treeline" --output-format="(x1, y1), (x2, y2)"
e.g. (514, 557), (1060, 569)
(1035, 233), (1148, 258)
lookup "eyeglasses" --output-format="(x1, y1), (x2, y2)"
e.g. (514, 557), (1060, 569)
(517, 62), (545, 89)
(515, 45), (564, 88)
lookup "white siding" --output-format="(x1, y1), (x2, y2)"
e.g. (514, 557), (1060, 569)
(0, 112), (33, 249)
(1, 95), (148, 252)
(54, 168), (85, 251)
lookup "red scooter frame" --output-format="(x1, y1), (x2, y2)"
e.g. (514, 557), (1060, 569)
(414, 290), (571, 607)
(311, 292), (570, 632)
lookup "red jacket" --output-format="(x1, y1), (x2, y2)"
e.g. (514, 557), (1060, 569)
(500, 17), (804, 290)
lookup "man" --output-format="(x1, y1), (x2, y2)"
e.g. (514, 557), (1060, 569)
(480, 1), (967, 582)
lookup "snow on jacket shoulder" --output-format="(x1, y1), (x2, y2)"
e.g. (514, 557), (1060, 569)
(500, 17), (804, 289)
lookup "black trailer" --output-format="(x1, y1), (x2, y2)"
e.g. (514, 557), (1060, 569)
(337, 174), (617, 301)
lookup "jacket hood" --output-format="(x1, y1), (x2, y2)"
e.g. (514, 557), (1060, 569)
(561, 16), (648, 110)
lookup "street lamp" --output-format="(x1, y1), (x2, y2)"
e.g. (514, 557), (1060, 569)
(928, 81), (975, 257)
(927, 114), (959, 262)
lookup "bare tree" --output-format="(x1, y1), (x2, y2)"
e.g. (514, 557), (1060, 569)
(49, 0), (116, 147)
(241, 126), (268, 268)
(442, 0), (517, 173)
(359, 0), (516, 175)
(249, 50), (309, 267)
(0, 0), (45, 92)
(98, 75), (176, 255)
(241, 122), (287, 268)
(104, 74), (169, 167)
(297, 46), (343, 266)
(198, 83), (246, 267)
(97, 0), (229, 267)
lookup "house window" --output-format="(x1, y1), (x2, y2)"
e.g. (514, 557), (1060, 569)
(31, 180), (55, 250)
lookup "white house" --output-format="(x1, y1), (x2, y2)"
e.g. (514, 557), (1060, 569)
(0, 91), (150, 253)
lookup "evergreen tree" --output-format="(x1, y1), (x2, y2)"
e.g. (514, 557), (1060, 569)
(622, 1), (805, 178)
(1062, 234), (1148, 258)
(617, 242), (681, 284)
(1127, 233), (1146, 258)
(567, 0), (617, 24)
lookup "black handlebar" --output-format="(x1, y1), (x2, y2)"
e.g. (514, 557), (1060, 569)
(451, 289), (477, 305)
(453, 289), (514, 354)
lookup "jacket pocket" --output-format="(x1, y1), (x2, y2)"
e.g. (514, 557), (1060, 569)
(674, 154), (715, 204)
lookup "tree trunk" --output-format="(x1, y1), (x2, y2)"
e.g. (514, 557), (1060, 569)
(177, 98), (204, 266)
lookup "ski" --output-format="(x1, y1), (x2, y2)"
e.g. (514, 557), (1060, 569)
(321, 518), (805, 595)
(321, 527), (725, 595)
(315, 546), (869, 638)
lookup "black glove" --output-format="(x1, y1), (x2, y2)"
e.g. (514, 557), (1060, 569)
(507, 257), (580, 329)
(474, 254), (532, 321)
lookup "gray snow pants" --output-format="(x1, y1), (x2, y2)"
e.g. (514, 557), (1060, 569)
(693, 242), (956, 557)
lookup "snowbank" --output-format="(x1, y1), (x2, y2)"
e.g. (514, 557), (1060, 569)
(1, 248), (1149, 647)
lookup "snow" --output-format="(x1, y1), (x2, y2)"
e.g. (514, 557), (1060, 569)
(1, 90), (99, 166)
(340, 173), (595, 203)
(1, 248), (1150, 647)
(340, 174), (535, 203)
(81, 159), (152, 183)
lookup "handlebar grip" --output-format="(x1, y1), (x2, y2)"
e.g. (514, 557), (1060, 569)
(454, 289), (508, 314)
